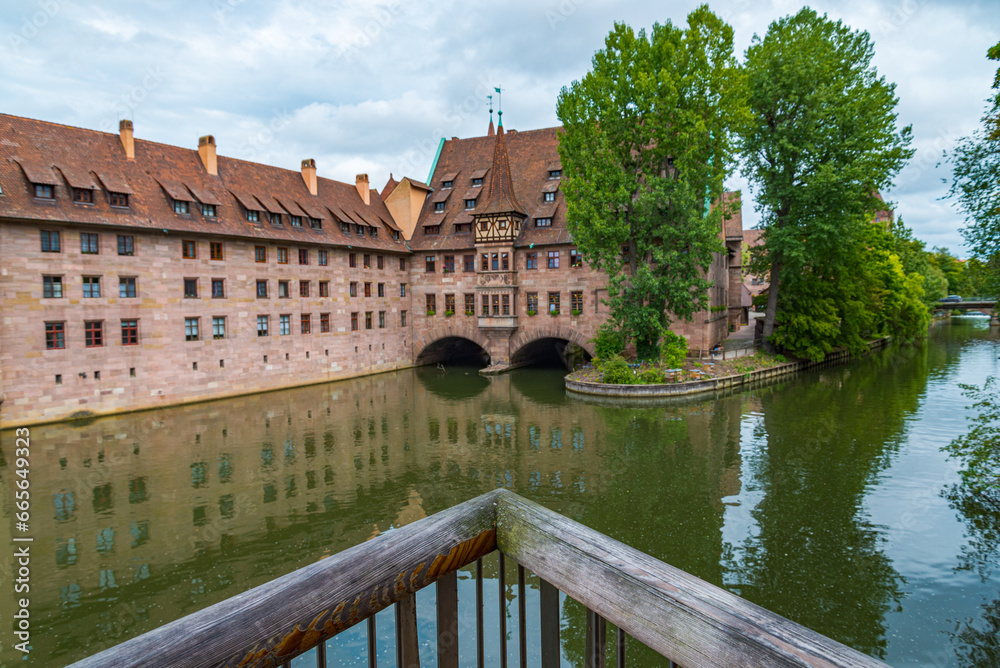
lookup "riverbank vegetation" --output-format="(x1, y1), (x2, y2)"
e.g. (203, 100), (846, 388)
(570, 347), (788, 385)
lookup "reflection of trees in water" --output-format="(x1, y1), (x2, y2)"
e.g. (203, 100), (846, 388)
(951, 595), (1000, 667)
(724, 344), (930, 658)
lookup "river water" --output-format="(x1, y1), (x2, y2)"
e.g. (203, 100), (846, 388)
(0, 319), (997, 667)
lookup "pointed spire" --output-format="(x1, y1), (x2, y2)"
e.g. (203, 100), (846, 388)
(481, 120), (525, 216)
(487, 93), (495, 136)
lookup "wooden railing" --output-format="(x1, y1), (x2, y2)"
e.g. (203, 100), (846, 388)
(68, 489), (889, 668)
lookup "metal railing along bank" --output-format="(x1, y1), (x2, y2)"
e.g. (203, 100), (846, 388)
(68, 489), (888, 668)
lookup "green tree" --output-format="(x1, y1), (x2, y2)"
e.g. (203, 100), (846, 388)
(928, 247), (971, 296)
(890, 217), (948, 304)
(738, 8), (913, 353)
(556, 5), (743, 359)
(951, 42), (1000, 291)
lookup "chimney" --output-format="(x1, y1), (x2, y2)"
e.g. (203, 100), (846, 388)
(198, 135), (218, 176)
(301, 159), (317, 196)
(356, 174), (370, 205)
(119, 119), (135, 160)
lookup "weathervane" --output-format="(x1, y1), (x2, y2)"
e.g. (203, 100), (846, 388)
(495, 85), (505, 121)
(487, 94), (493, 124)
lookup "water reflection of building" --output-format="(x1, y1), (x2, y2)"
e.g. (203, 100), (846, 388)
(0, 367), (747, 666)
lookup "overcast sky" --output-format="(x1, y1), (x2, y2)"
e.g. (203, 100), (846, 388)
(1, 0), (997, 254)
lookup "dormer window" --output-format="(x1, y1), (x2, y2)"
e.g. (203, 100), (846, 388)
(309, 217), (321, 229)
(424, 225), (441, 235)
(535, 218), (553, 228)
(110, 192), (130, 208)
(544, 192), (556, 203)
(369, 226), (377, 237)
(202, 203), (216, 217)
(73, 188), (94, 204)
(548, 170), (561, 179)
(465, 199), (476, 210)
(340, 222), (351, 234)
(442, 180), (453, 189)
(173, 200), (190, 215)
(355, 224), (365, 236)
(392, 230), (400, 240)
(289, 215), (302, 227)
(472, 178), (483, 186)
(455, 222), (472, 233)
(34, 184), (54, 199)
(434, 202), (445, 213)
(270, 212), (282, 225)
(246, 209), (260, 222)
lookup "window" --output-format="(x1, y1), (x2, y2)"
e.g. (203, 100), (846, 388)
(501, 252), (509, 270)
(290, 215), (302, 227)
(544, 191), (556, 203)
(465, 199), (476, 210)
(492, 294), (500, 316)
(570, 249), (583, 267)
(400, 283), (407, 297)
(401, 311), (407, 326)
(277, 247), (288, 264)
(45, 322), (65, 349)
(81, 233), (99, 254)
(463, 255), (475, 272)
(621, 245), (630, 262)
(298, 249), (309, 265)
(185, 317), (200, 341)
(491, 253), (499, 271)
(472, 177), (483, 186)
(547, 250), (560, 269)
(213, 317), (226, 339)
(364, 282), (372, 298)
(526, 252), (537, 269)
(571, 291), (584, 313)
(444, 255), (455, 272)
(370, 227), (377, 237)
(279, 314), (291, 335)
(549, 170), (561, 179)
(41, 230), (61, 252)
(377, 283), (385, 298)
(278, 281), (289, 298)
(351, 312), (359, 331)
(202, 203), (217, 217)
(184, 278), (198, 298)
(301, 314), (311, 334)
(117, 235), (134, 256)
(349, 253), (357, 268)
(173, 199), (190, 214)
(34, 184), (54, 199)
(246, 209), (260, 223)
(399, 258), (406, 271)
(444, 294), (455, 314)
(425, 256), (436, 273)
(465, 293), (475, 314)
(308, 217), (322, 229)
(182, 240), (197, 258)
(340, 221), (351, 234)
(257, 315), (269, 337)
(43, 276), (63, 298)
(527, 292), (538, 313)
(85, 320), (103, 347)
(318, 250), (328, 266)
(392, 230), (400, 240)
(426, 294), (436, 314)
(362, 311), (371, 330)
(77, 188), (94, 203)
(378, 311), (385, 328)
(377, 255), (384, 270)
(210, 242), (223, 260)
(535, 218), (553, 227)
(482, 295), (489, 316)
(434, 202), (445, 212)
(255, 246), (267, 263)
(110, 192), (129, 207)
(256, 280), (268, 298)
(350, 282), (358, 297)
(320, 313), (331, 333)
(121, 319), (139, 345)
(364, 254), (371, 268)
(300, 281), (310, 298)
(83, 276), (101, 298)
(269, 212), (282, 226)
(548, 292), (560, 314)
(502, 294), (510, 316)
(319, 281), (329, 297)
(355, 224), (365, 236)
(424, 225), (441, 235)
(119, 277), (137, 298)
(455, 222), (472, 234)
(481, 253), (489, 271)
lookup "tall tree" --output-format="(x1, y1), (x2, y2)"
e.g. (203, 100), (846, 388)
(556, 5), (743, 359)
(738, 9), (913, 352)
(951, 41), (1000, 294)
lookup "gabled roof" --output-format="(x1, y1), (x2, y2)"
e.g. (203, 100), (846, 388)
(380, 174), (399, 200)
(0, 114), (408, 251)
(480, 123), (526, 216)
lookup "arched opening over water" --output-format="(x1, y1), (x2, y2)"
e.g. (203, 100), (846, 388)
(415, 336), (490, 368)
(510, 337), (592, 370)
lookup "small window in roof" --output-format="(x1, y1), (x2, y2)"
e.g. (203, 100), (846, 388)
(355, 224), (365, 235)
(340, 222), (351, 234)
(290, 215), (302, 226)
(442, 180), (453, 188)
(434, 202), (445, 212)
(549, 170), (561, 179)
(472, 178), (483, 186)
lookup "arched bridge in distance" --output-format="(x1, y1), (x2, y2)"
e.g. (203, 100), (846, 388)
(933, 299), (999, 325)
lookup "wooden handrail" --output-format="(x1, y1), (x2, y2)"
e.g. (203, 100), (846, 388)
(495, 489), (887, 668)
(68, 489), (500, 668)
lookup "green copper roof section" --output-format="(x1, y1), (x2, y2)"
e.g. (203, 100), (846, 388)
(426, 137), (446, 186)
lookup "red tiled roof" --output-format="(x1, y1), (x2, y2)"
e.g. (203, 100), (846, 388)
(56, 165), (98, 190)
(481, 124), (526, 216)
(0, 114), (408, 252)
(380, 174), (399, 200)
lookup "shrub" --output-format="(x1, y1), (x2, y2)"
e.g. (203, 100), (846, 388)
(445, 310), (454, 317)
(774, 353), (786, 363)
(571, 309), (582, 317)
(465, 310), (474, 316)
(600, 356), (634, 384)
(637, 367), (665, 384)
(527, 310), (537, 316)
(426, 310), (436, 316)
(661, 331), (688, 368)
(549, 310), (560, 316)
(592, 324), (626, 359)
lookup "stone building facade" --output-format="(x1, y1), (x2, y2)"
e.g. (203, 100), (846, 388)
(0, 113), (742, 427)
